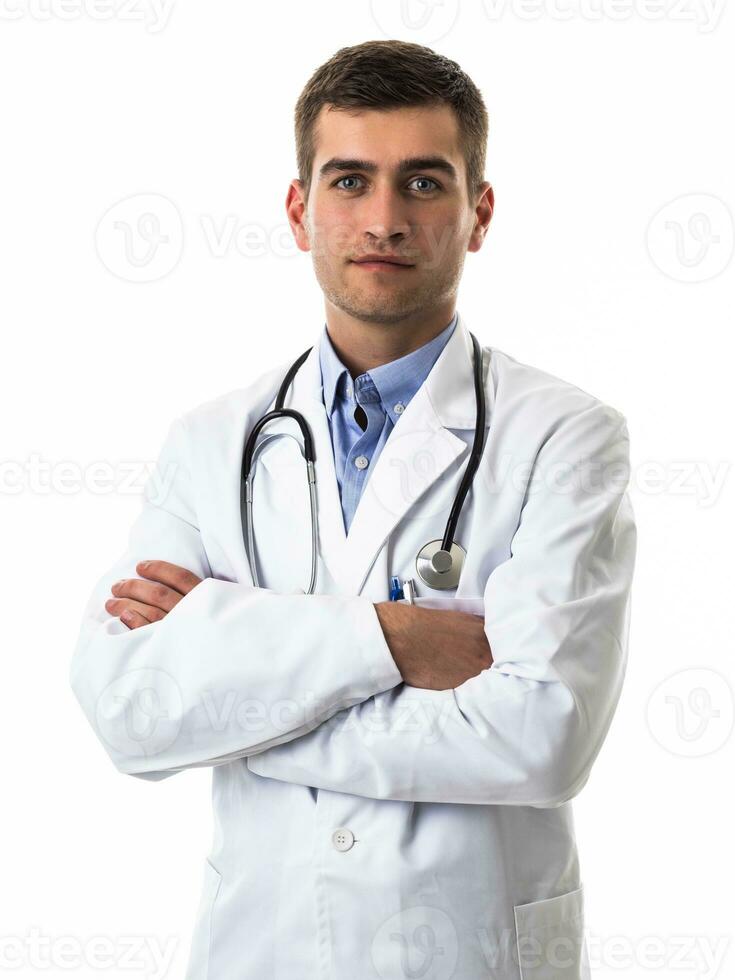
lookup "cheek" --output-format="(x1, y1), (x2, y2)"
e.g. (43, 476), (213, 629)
(416, 217), (466, 266)
(309, 201), (356, 258)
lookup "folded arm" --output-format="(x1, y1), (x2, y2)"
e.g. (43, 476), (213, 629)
(247, 403), (637, 807)
(69, 415), (403, 782)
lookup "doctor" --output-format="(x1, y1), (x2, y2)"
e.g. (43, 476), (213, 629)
(70, 39), (636, 980)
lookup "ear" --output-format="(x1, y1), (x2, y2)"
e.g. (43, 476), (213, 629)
(468, 182), (494, 254)
(286, 179), (311, 253)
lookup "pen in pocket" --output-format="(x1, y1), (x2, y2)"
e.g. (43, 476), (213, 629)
(389, 576), (416, 604)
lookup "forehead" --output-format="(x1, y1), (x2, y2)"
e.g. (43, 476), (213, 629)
(312, 103), (462, 168)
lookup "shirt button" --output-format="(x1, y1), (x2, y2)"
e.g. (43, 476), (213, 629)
(394, 402), (405, 414)
(332, 827), (355, 852)
(354, 455), (369, 470)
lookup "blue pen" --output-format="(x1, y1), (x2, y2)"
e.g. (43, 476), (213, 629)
(389, 576), (404, 601)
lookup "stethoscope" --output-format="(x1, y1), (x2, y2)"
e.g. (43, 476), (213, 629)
(242, 331), (487, 595)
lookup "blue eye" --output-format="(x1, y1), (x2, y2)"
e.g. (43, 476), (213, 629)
(408, 177), (439, 193)
(335, 176), (364, 191)
(333, 175), (440, 193)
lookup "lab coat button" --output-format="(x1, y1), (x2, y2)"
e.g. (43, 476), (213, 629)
(354, 455), (369, 470)
(332, 827), (355, 851)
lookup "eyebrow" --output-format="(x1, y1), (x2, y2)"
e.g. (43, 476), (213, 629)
(318, 156), (458, 183)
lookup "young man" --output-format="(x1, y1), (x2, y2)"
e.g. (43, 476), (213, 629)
(70, 40), (636, 980)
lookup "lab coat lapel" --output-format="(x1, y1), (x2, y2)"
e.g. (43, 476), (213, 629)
(343, 312), (485, 595)
(257, 312), (487, 597)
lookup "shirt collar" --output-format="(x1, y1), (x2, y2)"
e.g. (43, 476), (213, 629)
(318, 312), (458, 424)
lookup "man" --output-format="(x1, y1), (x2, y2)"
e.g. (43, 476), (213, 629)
(70, 39), (636, 979)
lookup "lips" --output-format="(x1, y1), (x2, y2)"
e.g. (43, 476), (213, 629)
(351, 257), (414, 267)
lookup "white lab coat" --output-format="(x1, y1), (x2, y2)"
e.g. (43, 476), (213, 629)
(69, 310), (636, 980)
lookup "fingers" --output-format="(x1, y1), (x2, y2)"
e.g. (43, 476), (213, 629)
(119, 608), (151, 630)
(104, 560), (204, 629)
(135, 560), (202, 596)
(109, 576), (182, 614)
(105, 597), (163, 623)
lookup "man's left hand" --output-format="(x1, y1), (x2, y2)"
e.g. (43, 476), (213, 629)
(105, 560), (203, 629)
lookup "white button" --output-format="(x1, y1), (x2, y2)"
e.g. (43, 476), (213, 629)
(346, 385), (352, 397)
(394, 402), (405, 414)
(332, 827), (355, 852)
(354, 455), (369, 470)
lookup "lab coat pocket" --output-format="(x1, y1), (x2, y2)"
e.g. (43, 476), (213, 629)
(398, 596), (485, 616)
(183, 859), (222, 980)
(513, 884), (590, 980)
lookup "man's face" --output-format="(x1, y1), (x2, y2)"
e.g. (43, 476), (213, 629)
(288, 104), (491, 325)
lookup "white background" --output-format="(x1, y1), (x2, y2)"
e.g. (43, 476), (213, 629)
(1, 1), (733, 978)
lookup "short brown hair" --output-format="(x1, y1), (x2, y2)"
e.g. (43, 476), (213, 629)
(294, 39), (489, 205)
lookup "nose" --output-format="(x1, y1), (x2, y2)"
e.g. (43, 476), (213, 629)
(360, 184), (412, 243)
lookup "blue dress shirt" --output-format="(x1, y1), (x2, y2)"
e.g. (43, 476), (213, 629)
(318, 311), (458, 534)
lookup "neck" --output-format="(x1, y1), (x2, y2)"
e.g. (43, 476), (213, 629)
(324, 302), (456, 379)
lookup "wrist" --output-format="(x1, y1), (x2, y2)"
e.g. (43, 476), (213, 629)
(373, 601), (413, 675)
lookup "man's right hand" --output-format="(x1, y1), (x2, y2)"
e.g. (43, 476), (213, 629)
(373, 602), (493, 691)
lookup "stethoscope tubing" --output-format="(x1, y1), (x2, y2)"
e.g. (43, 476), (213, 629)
(241, 331), (486, 595)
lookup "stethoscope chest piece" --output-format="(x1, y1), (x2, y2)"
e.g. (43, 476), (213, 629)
(415, 540), (467, 590)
